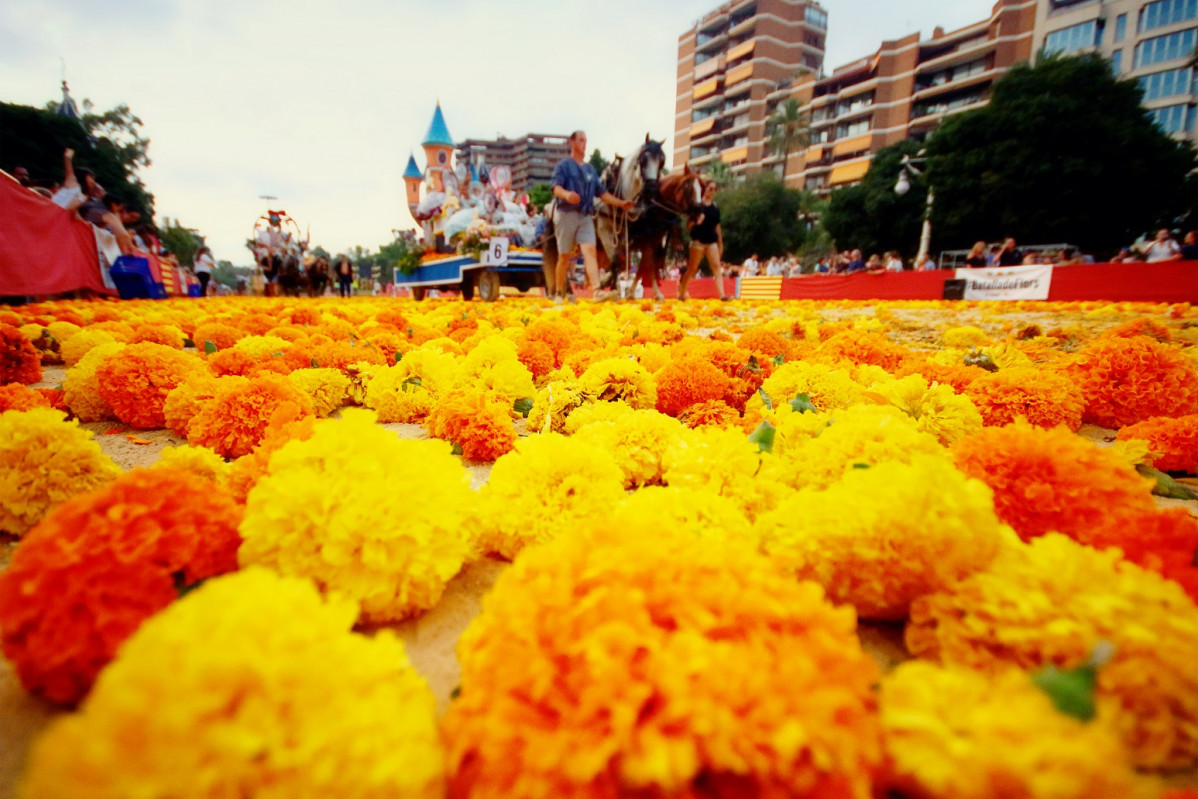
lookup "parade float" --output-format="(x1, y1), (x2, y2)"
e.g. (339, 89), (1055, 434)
(245, 206), (308, 297)
(397, 104), (549, 301)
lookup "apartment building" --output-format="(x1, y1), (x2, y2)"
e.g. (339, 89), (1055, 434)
(1033, 0), (1198, 144)
(760, 0), (1036, 193)
(456, 133), (571, 194)
(674, 0), (829, 175)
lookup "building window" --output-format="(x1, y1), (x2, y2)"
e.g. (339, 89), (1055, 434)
(1148, 102), (1197, 132)
(1140, 0), (1198, 32)
(1044, 20), (1103, 54)
(1140, 66), (1195, 99)
(806, 7), (827, 29)
(1135, 28), (1198, 67)
(836, 118), (870, 138)
(1115, 14), (1128, 41)
(1112, 50), (1123, 72)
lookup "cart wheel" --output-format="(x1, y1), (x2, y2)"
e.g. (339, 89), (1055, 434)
(477, 270), (501, 303)
(411, 286), (428, 302)
(460, 275), (475, 301)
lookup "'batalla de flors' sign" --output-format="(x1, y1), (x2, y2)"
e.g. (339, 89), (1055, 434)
(954, 265), (1053, 301)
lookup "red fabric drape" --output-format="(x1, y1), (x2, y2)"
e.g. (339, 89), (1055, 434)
(0, 175), (112, 296)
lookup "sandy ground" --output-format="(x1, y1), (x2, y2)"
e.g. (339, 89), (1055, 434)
(2, 307), (1197, 794)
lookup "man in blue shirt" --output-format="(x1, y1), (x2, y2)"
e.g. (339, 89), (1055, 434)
(551, 130), (633, 302)
(843, 249), (866, 273)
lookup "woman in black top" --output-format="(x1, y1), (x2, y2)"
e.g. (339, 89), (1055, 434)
(964, 241), (988, 267)
(681, 182), (728, 300)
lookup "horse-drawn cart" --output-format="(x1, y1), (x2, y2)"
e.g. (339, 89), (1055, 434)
(394, 246), (550, 302)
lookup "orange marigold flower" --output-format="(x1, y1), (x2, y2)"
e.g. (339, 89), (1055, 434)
(0, 383), (54, 412)
(964, 366), (1086, 430)
(311, 339), (387, 372)
(0, 468), (242, 704)
(952, 421), (1157, 544)
(813, 330), (910, 372)
(681, 398), (741, 429)
(94, 343), (208, 429)
(0, 324), (44, 385)
(1065, 335), (1198, 428)
(443, 524), (882, 798)
(654, 358), (732, 417)
(426, 389), (516, 462)
(226, 406), (317, 503)
(1086, 507), (1198, 602)
(191, 322), (246, 352)
(208, 347), (288, 377)
(187, 375), (314, 459)
(1117, 414), (1198, 474)
(1102, 317), (1172, 342)
(736, 328), (794, 361)
(516, 338), (555, 380)
(130, 323), (185, 348)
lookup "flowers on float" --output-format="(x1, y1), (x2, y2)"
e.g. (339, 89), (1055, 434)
(1117, 414), (1198, 474)
(186, 374), (314, 459)
(153, 445), (231, 484)
(756, 455), (1011, 620)
(1066, 334), (1198, 428)
(862, 373), (983, 446)
(365, 348), (456, 423)
(653, 357), (731, 417)
(286, 367), (350, 417)
(94, 342), (208, 429)
(663, 426), (788, 521)
(880, 661), (1154, 799)
(238, 409), (474, 623)
(964, 366), (1086, 430)
(772, 405), (945, 491)
(443, 523), (881, 799)
(573, 407), (685, 488)
(0, 468), (242, 704)
(473, 433), (625, 560)
(0, 408), (121, 536)
(426, 388), (516, 462)
(0, 324), (44, 385)
(952, 420), (1157, 543)
(579, 356), (658, 410)
(526, 377), (589, 434)
(907, 534), (1198, 770)
(19, 568), (445, 799)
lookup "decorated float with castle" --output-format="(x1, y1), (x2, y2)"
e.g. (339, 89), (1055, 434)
(396, 103), (551, 301)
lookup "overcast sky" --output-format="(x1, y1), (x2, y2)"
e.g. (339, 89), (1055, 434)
(2, 0), (997, 264)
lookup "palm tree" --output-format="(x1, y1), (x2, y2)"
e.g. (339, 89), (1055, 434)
(706, 159), (734, 188)
(765, 99), (812, 183)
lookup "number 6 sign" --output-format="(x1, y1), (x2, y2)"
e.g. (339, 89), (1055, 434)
(483, 236), (509, 266)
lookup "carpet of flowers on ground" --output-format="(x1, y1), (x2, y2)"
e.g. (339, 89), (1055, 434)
(1, 295), (1197, 798)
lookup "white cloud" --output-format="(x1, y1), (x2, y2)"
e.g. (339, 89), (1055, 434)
(1, 0), (997, 264)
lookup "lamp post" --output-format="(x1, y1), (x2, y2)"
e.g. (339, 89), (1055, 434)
(894, 151), (934, 265)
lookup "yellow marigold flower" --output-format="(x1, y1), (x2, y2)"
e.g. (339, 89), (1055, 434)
(228, 334), (290, 359)
(526, 378), (589, 434)
(443, 524), (882, 799)
(942, 325), (991, 348)
(578, 356), (658, 410)
(613, 485), (754, 544)
(365, 348), (456, 423)
(474, 433), (625, 559)
(456, 334), (535, 405)
(63, 342), (125, 422)
(344, 361), (384, 406)
(20, 568), (445, 799)
(562, 398), (635, 434)
(756, 455), (1011, 619)
(153, 445), (231, 484)
(286, 367), (350, 417)
(908, 534), (1198, 770)
(663, 426), (789, 521)
(881, 661), (1156, 799)
(574, 408), (685, 488)
(0, 408), (121, 536)
(239, 409), (474, 623)
(163, 373), (235, 438)
(863, 374), (983, 446)
(59, 329), (118, 367)
(745, 360), (864, 422)
(771, 405), (946, 491)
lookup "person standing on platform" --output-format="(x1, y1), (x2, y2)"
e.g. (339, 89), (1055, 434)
(194, 246), (214, 296)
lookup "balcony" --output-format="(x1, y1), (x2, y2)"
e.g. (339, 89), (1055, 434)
(726, 62), (754, 87)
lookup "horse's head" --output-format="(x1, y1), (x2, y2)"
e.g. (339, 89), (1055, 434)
(659, 165), (705, 215)
(637, 134), (667, 194)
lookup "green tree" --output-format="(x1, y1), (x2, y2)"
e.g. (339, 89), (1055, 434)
(1, 100), (155, 220)
(527, 183), (553, 210)
(822, 140), (929, 258)
(765, 99), (811, 177)
(588, 149), (610, 175)
(926, 53), (1196, 255)
(159, 218), (204, 267)
(212, 260), (252, 289)
(704, 159), (734, 188)
(718, 173), (810, 263)
(309, 245), (331, 261)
